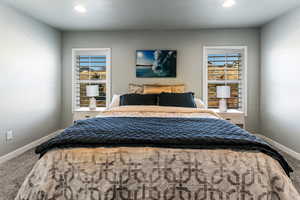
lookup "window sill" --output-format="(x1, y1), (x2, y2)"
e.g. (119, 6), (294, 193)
(74, 107), (107, 112)
(209, 108), (244, 114)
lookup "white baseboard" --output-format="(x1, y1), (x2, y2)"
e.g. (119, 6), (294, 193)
(256, 134), (300, 160)
(0, 129), (62, 164)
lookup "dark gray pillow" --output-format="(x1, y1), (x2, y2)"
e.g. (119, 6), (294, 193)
(158, 92), (196, 108)
(120, 94), (158, 106)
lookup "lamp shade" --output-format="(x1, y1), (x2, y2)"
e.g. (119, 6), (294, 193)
(217, 86), (231, 98)
(86, 85), (99, 97)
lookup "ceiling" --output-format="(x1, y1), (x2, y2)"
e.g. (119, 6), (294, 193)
(2, 0), (300, 31)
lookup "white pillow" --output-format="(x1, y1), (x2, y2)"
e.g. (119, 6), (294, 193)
(194, 98), (206, 109)
(109, 94), (121, 108)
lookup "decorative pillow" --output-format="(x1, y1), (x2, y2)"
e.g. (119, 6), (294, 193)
(171, 84), (185, 93)
(129, 84), (143, 94)
(143, 85), (172, 94)
(120, 94), (158, 106)
(158, 92), (196, 108)
(194, 98), (206, 109)
(109, 94), (121, 108)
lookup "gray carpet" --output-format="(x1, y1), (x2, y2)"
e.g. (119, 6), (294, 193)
(0, 149), (38, 200)
(0, 148), (299, 200)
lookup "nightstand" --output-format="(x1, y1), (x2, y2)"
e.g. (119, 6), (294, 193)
(73, 107), (106, 122)
(211, 109), (245, 128)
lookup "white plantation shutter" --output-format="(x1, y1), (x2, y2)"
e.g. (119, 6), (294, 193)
(204, 47), (247, 112)
(73, 49), (111, 110)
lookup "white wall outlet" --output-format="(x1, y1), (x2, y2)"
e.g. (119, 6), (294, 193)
(6, 129), (13, 141)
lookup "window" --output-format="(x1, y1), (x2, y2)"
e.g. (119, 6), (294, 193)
(203, 46), (247, 113)
(72, 48), (111, 111)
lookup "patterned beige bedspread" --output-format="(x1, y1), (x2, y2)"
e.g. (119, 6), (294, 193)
(15, 106), (300, 200)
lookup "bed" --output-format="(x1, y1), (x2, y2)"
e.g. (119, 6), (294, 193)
(15, 105), (300, 200)
(16, 106), (299, 200)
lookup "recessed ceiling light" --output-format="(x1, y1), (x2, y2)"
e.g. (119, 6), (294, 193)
(222, 0), (236, 8)
(74, 5), (87, 13)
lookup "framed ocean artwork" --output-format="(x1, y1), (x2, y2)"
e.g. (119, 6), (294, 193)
(136, 50), (177, 78)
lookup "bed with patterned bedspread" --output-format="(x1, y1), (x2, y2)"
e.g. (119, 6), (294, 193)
(15, 106), (300, 200)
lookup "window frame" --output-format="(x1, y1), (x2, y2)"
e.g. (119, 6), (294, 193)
(202, 46), (248, 115)
(72, 48), (112, 112)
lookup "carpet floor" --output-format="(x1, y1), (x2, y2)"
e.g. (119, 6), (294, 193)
(0, 147), (299, 200)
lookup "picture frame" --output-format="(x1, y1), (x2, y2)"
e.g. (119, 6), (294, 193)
(136, 49), (177, 78)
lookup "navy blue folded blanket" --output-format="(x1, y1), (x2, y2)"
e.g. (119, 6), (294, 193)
(35, 117), (293, 176)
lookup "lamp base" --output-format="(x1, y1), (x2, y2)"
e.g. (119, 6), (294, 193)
(89, 97), (97, 111)
(219, 98), (227, 112)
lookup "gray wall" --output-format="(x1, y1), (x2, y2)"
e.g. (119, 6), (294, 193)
(62, 29), (261, 131)
(0, 3), (61, 156)
(261, 7), (300, 152)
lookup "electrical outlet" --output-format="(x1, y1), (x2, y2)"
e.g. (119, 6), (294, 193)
(6, 130), (13, 141)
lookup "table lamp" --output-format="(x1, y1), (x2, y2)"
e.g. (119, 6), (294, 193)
(217, 86), (231, 112)
(86, 85), (99, 110)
